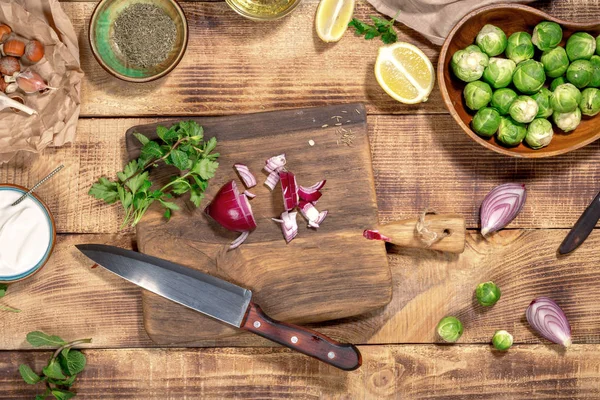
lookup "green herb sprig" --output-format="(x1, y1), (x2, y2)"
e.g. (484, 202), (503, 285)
(19, 331), (92, 399)
(348, 11), (400, 44)
(89, 121), (219, 228)
(0, 283), (20, 313)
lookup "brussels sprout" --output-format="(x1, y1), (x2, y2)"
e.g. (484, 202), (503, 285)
(513, 60), (546, 95)
(532, 21), (563, 51)
(531, 88), (553, 118)
(550, 76), (567, 91)
(566, 59), (594, 88)
(436, 316), (463, 343)
(553, 108), (582, 132)
(579, 87), (600, 116)
(482, 58), (516, 89)
(475, 281), (501, 307)
(589, 55), (600, 88)
(509, 95), (539, 123)
(540, 47), (569, 78)
(597, 35), (600, 55)
(526, 118), (554, 149)
(497, 116), (527, 147)
(476, 24), (508, 57)
(464, 81), (493, 110)
(551, 83), (582, 112)
(451, 45), (489, 82)
(492, 330), (514, 351)
(472, 107), (502, 138)
(506, 32), (535, 64)
(566, 32), (597, 61)
(491, 88), (518, 115)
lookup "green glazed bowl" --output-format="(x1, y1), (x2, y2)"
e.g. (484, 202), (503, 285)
(89, 0), (189, 83)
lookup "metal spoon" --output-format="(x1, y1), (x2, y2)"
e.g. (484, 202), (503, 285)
(11, 165), (64, 206)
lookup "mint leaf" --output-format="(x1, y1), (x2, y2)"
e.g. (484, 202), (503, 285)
(179, 121), (203, 139)
(194, 159), (219, 180)
(19, 364), (41, 384)
(133, 132), (149, 146)
(381, 30), (397, 44)
(170, 149), (189, 171)
(348, 14), (398, 44)
(51, 389), (75, 400)
(59, 350), (86, 376)
(88, 178), (119, 204)
(140, 141), (163, 160)
(27, 332), (66, 347)
(0, 284), (7, 298)
(43, 361), (66, 380)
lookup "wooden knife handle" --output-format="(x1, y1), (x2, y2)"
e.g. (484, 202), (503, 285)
(241, 302), (361, 371)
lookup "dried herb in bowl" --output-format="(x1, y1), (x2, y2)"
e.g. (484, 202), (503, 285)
(112, 3), (177, 69)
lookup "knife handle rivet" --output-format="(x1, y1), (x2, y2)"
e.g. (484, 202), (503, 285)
(253, 321), (261, 328)
(291, 336), (299, 344)
(327, 352), (335, 359)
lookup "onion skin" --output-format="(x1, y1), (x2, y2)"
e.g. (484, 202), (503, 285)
(526, 297), (572, 347)
(204, 180), (257, 232)
(480, 183), (526, 236)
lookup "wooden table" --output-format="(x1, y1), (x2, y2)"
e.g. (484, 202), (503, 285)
(2, 0), (600, 398)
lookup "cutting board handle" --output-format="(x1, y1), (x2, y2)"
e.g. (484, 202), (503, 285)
(241, 302), (362, 371)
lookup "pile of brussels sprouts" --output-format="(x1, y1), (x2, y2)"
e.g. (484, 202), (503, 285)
(451, 21), (600, 149)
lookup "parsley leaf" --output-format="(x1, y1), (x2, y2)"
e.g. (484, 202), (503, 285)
(348, 11), (400, 44)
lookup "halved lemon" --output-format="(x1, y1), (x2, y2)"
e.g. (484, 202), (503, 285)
(374, 42), (435, 104)
(315, 0), (355, 43)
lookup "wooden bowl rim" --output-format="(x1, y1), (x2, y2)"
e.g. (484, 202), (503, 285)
(438, 3), (600, 158)
(0, 183), (56, 284)
(88, 0), (189, 83)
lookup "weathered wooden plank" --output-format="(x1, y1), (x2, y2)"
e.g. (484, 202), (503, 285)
(61, 1), (600, 117)
(2, 229), (600, 349)
(2, 116), (600, 233)
(2, 345), (600, 399)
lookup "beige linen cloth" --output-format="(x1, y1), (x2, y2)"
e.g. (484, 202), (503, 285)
(0, 0), (83, 163)
(367, 0), (534, 46)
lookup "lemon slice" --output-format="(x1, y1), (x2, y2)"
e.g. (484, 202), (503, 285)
(374, 42), (435, 104)
(315, 0), (355, 43)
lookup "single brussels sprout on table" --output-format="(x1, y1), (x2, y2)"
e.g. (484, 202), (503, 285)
(566, 59), (594, 88)
(566, 32), (597, 61)
(553, 107), (582, 132)
(436, 316), (463, 343)
(550, 76), (567, 91)
(513, 60), (546, 94)
(589, 55), (600, 87)
(551, 83), (582, 112)
(506, 32), (535, 64)
(482, 57), (516, 89)
(540, 47), (569, 78)
(472, 107), (501, 137)
(579, 87), (600, 116)
(497, 116), (527, 147)
(491, 88), (518, 115)
(463, 80), (493, 110)
(492, 330), (514, 351)
(451, 45), (489, 82)
(475, 281), (501, 307)
(509, 95), (539, 123)
(526, 118), (554, 149)
(531, 88), (553, 118)
(532, 21), (563, 51)
(476, 24), (508, 57)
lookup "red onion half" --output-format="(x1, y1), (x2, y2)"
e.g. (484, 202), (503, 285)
(363, 230), (391, 242)
(234, 164), (257, 188)
(480, 183), (526, 236)
(526, 297), (572, 347)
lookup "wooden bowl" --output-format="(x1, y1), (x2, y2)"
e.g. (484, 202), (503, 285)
(89, 0), (188, 83)
(439, 4), (600, 158)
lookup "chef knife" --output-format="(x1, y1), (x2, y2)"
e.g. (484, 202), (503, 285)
(76, 244), (361, 371)
(559, 190), (600, 255)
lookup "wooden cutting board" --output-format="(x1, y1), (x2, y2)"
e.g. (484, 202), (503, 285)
(126, 104), (393, 345)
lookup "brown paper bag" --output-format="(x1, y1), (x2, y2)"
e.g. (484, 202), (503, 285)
(0, 0), (83, 163)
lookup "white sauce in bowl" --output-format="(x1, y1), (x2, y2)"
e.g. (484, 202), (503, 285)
(0, 188), (52, 279)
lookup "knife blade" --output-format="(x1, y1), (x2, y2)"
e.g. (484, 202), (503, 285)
(76, 244), (361, 371)
(559, 190), (600, 255)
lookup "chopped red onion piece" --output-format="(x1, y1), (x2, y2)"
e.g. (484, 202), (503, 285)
(264, 154), (287, 173)
(316, 210), (328, 225)
(526, 297), (572, 347)
(230, 231), (250, 250)
(272, 211), (298, 243)
(264, 171), (280, 191)
(234, 163), (257, 188)
(480, 183), (526, 236)
(204, 180), (257, 232)
(300, 180), (326, 192)
(280, 171), (299, 211)
(244, 190), (256, 199)
(363, 229), (391, 242)
(298, 187), (323, 202)
(299, 200), (320, 227)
